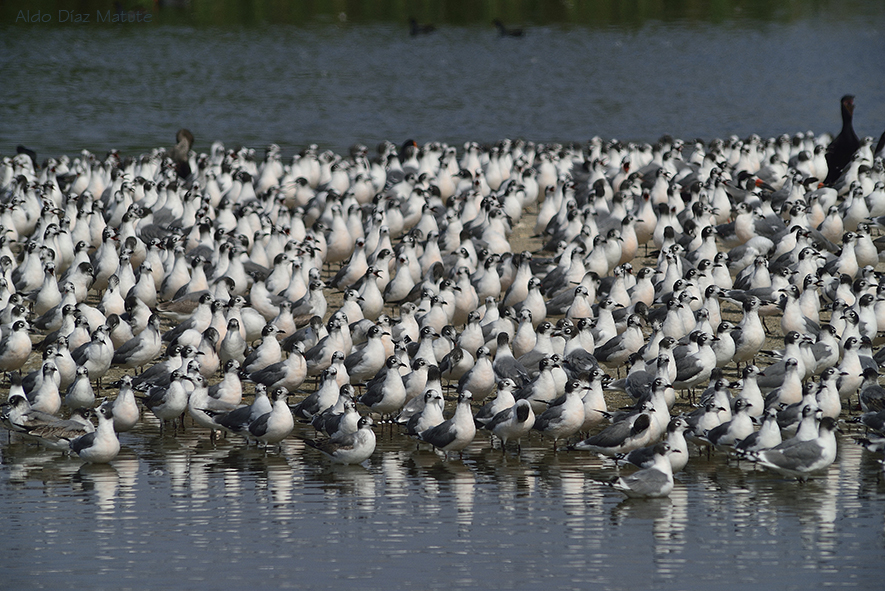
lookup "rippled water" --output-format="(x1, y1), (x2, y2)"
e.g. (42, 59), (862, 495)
(3, 419), (885, 590)
(2, 12), (885, 157)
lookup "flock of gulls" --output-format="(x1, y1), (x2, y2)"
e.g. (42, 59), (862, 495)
(3, 96), (885, 498)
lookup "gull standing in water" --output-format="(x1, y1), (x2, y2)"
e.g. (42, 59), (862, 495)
(747, 417), (840, 481)
(486, 398), (535, 451)
(601, 443), (679, 498)
(248, 386), (294, 450)
(532, 379), (587, 451)
(419, 391), (476, 459)
(69, 402), (120, 464)
(305, 416), (376, 465)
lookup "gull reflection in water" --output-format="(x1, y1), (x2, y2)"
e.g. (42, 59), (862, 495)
(337, 464), (378, 510)
(449, 462), (476, 527)
(603, 478), (689, 580)
(111, 452), (139, 515)
(796, 464), (840, 569)
(2, 442), (83, 486)
(382, 452), (409, 516)
(73, 462), (119, 515)
(187, 445), (230, 498)
(652, 482), (688, 580)
(265, 455), (295, 509)
(164, 448), (190, 492)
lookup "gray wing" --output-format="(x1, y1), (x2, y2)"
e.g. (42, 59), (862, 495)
(675, 354), (702, 382)
(420, 419), (457, 448)
(534, 403), (567, 431)
(621, 467), (671, 496)
(359, 383), (384, 407)
(761, 440), (823, 469)
(70, 432), (96, 454)
(578, 420), (633, 448)
(248, 411), (271, 437)
(307, 432), (357, 456)
(621, 445), (657, 469)
(112, 336), (145, 363)
(292, 392), (322, 419)
(594, 333), (624, 363)
(624, 371), (654, 399)
(494, 357), (530, 384)
(250, 361), (286, 387)
(485, 406), (515, 431)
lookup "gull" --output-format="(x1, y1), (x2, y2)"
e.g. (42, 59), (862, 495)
(403, 389), (446, 437)
(439, 344), (474, 382)
(734, 407), (783, 455)
(457, 346), (495, 401)
(756, 331), (809, 390)
(595, 314), (645, 369)
(858, 367), (885, 413)
(70, 324), (114, 384)
(64, 366), (95, 411)
(311, 388), (359, 438)
(849, 409), (885, 435)
(731, 365), (766, 418)
(731, 296), (766, 366)
(305, 416), (376, 465)
(20, 408), (94, 451)
(673, 332), (717, 391)
(703, 398), (755, 450)
(204, 360), (244, 409)
(602, 443), (679, 498)
(344, 324), (389, 384)
(486, 399), (535, 451)
(292, 367), (341, 420)
(110, 375), (140, 433)
(69, 402), (120, 464)
(0, 320), (32, 373)
(492, 332), (530, 386)
(138, 369), (191, 433)
(616, 417), (690, 473)
(218, 318), (247, 365)
(763, 358), (803, 409)
(580, 367), (609, 433)
(111, 313), (162, 370)
(418, 391), (476, 459)
(248, 386), (295, 449)
(207, 384), (272, 440)
(248, 346), (306, 393)
(532, 379), (587, 451)
(747, 417), (840, 481)
(474, 378), (518, 428)
(359, 356), (407, 419)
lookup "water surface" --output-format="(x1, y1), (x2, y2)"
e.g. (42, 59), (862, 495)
(2, 7), (884, 157)
(3, 420), (885, 591)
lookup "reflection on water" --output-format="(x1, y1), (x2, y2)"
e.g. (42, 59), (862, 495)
(2, 426), (885, 589)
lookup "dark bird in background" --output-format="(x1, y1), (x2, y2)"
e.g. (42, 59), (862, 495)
(875, 127), (885, 160)
(824, 95), (860, 185)
(409, 17), (435, 36)
(493, 19), (524, 37)
(170, 128), (194, 179)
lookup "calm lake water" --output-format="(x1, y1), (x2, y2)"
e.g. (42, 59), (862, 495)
(3, 420), (885, 591)
(1, 5), (885, 157)
(3, 4), (885, 590)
